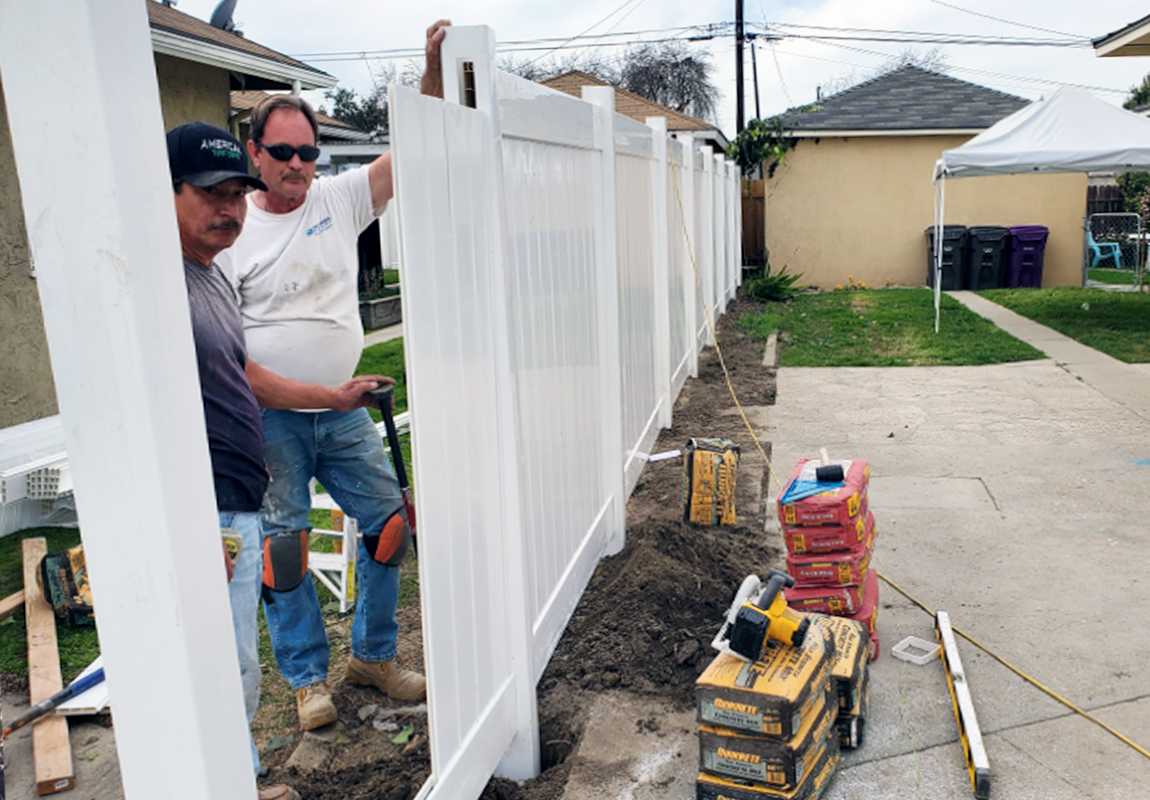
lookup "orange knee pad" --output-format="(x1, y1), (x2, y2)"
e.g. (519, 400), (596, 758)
(262, 530), (309, 592)
(364, 511), (411, 566)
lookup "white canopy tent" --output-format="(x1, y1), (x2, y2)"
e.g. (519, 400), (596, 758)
(929, 86), (1150, 330)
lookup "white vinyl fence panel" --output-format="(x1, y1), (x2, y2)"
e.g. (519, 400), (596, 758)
(369, 24), (743, 800)
(0, 18), (742, 800)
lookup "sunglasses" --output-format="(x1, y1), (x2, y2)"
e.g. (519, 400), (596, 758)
(257, 142), (321, 163)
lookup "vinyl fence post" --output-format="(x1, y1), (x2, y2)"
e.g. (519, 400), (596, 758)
(0, 2), (254, 797)
(647, 117), (672, 428)
(439, 25), (541, 781)
(676, 135), (699, 377)
(700, 146), (716, 346)
(731, 165), (740, 294)
(582, 86), (627, 555)
(714, 153), (728, 316)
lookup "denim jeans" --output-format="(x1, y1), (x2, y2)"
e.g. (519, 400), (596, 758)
(260, 407), (404, 690)
(219, 510), (263, 777)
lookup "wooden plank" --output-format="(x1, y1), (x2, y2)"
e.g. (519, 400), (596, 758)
(0, 591), (25, 623)
(21, 538), (74, 795)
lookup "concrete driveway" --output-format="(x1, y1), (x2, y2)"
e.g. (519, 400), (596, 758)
(561, 290), (1150, 800)
(769, 291), (1150, 799)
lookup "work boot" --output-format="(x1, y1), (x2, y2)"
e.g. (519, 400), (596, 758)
(295, 681), (338, 730)
(258, 785), (301, 800)
(345, 656), (426, 701)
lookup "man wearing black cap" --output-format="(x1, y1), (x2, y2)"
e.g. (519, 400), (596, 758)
(169, 121), (380, 799)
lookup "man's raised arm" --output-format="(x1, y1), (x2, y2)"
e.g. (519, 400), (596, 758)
(369, 19), (451, 212)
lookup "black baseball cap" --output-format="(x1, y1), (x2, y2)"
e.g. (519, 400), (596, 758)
(167, 122), (267, 191)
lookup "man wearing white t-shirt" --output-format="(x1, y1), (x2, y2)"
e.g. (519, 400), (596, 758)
(218, 21), (449, 731)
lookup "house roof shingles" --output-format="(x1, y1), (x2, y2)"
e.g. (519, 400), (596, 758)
(1093, 13), (1150, 50)
(147, 1), (329, 80)
(542, 71), (713, 133)
(781, 65), (1028, 134)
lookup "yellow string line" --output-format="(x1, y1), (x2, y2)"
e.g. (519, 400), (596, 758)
(666, 144), (786, 493)
(877, 570), (1150, 761)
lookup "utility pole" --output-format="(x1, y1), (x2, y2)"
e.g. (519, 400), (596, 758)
(735, 0), (745, 133)
(749, 36), (760, 121)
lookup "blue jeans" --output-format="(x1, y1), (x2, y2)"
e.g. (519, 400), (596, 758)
(219, 510), (263, 777)
(259, 407), (404, 690)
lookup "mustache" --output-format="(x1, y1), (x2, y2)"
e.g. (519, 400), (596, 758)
(209, 220), (242, 233)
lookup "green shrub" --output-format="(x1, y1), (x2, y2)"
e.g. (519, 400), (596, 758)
(746, 266), (803, 302)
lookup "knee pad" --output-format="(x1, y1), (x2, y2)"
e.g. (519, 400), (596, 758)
(262, 530), (309, 592)
(364, 511), (411, 566)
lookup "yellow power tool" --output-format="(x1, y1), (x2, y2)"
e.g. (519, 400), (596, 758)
(713, 570), (810, 662)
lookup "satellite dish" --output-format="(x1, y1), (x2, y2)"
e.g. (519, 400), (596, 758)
(209, 0), (237, 31)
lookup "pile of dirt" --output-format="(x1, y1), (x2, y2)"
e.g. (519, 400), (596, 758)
(270, 293), (779, 800)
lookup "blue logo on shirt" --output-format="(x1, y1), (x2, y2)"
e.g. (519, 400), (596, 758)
(307, 217), (333, 237)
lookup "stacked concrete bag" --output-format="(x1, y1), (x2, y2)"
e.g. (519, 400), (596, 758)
(694, 625), (840, 800)
(779, 459), (880, 660)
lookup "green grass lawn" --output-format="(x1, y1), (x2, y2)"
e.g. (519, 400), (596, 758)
(736, 287), (1044, 366)
(978, 287), (1150, 363)
(0, 527), (95, 683)
(1087, 267), (1141, 286)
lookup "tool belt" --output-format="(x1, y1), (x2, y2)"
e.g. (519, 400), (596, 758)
(262, 530), (309, 592)
(363, 510), (411, 567)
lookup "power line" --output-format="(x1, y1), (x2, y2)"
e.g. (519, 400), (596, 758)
(795, 37), (1128, 96)
(758, 22), (1089, 48)
(521, 0), (648, 67)
(920, 0), (1082, 39)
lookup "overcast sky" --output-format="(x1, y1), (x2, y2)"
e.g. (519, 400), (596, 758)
(173, 0), (1150, 137)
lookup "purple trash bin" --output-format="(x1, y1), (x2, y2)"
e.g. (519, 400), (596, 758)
(1007, 226), (1049, 288)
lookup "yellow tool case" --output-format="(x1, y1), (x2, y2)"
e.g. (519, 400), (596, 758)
(695, 735), (840, 800)
(696, 624), (832, 739)
(699, 696), (833, 788)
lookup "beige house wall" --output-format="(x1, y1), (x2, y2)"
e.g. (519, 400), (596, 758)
(765, 135), (1087, 290)
(0, 86), (58, 428)
(0, 56), (230, 429)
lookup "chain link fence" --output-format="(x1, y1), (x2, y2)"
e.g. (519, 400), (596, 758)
(1086, 212), (1144, 289)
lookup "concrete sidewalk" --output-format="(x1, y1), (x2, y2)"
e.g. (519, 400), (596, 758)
(562, 291), (1150, 800)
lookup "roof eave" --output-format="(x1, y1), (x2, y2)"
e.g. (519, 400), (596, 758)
(784, 128), (985, 138)
(151, 29), (337, 90)
(1094, 17), (1150, 57)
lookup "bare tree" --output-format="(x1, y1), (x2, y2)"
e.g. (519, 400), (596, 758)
(819, 47), (948, 100)
(619, 41), (719, 122)
(500, 52), (619, 84)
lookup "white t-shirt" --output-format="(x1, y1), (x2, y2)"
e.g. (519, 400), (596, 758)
(218, 167), (378, 389)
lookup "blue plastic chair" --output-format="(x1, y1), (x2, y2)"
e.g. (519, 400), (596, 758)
(1087, 232), (1122, 269)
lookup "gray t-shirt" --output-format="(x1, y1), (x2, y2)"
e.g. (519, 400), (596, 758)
(184, 256), (268, 512)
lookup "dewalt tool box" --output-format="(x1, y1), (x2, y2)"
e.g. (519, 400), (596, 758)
(782, 507), (872, 556)
(778, 459), (869, 528)
(696, 735), (840, 800)
(836, 667), (870, 750)
(699, 697), (833, 788)
(696, 624), (832, 739)
(38, 544), (94, 626)
(683, 438), (740, 526)
(785, 522), (875, 588)
(809, 614), (868, 714)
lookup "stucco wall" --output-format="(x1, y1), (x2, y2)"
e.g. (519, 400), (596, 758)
(765, 135), (1087, 289)
(0, 87), (59, 428)
(154, 53), (230, 130)
(0, 55), (229, 429)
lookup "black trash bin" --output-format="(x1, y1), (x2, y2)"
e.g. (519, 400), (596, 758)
(966, 226), (1010, 290)
(925, 225), (968, 290)
(1007, 225), (1049, 288)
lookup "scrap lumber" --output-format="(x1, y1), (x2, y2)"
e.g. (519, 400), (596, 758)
(21, 538), (74, 795)
(0, 591), (24, 623)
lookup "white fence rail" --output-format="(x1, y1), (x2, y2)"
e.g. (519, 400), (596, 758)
(391, 26), (741, 799)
